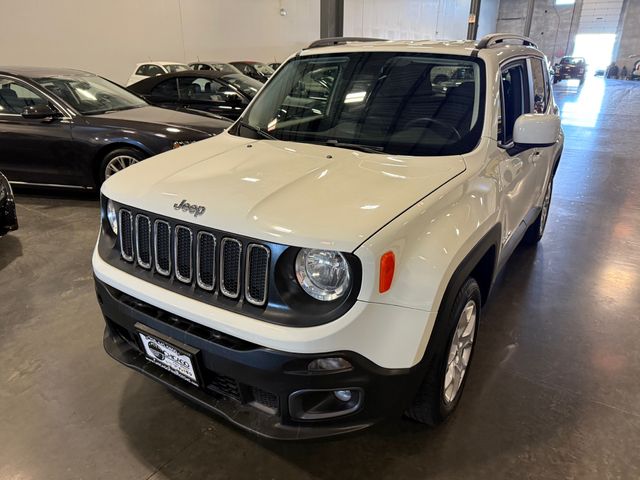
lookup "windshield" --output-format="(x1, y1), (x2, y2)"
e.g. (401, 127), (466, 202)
(36, 75), (147, 114)
(165, 64), (189, 73)
(235, 52), (484, 156)
(254, 63), (275, 76)
(222, 74), (263, 97)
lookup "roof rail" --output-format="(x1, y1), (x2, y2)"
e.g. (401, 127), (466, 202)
(306, 37), (386, 49)
(476, 33), (538, 49)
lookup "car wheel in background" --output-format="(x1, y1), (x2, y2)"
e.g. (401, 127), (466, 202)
(99, 147), (147, 185)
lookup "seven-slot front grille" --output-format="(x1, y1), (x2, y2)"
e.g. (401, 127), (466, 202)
(118, 209), (270, 306)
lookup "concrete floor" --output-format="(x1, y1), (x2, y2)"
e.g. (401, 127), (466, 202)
(1, 78), (640, 479)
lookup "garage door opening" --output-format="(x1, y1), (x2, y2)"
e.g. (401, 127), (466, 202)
(572, 33), (617, 73)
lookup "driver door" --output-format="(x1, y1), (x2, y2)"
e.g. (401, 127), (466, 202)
(0, 77), (76, 185)
(496, 61), (540, 253)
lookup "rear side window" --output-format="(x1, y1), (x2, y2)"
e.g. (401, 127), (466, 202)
(529, 58), (548, 113)
(135, 65), (148, 76)
(147, 65), (165, 76)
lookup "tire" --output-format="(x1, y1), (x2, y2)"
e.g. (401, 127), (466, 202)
(405, 278), (481, 425)
(553, 76), (559, 84)
(98, 147), (146, 185)
(524, 176), (553, 245)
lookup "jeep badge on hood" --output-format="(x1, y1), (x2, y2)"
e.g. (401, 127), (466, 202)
(174, 199), (206, 217)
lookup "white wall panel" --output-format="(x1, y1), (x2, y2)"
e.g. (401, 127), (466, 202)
(344, 0), (472, 41)
(578, 0), (624, 34)
(0, 0), (319, 85)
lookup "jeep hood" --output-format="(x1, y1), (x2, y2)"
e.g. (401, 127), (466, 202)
(101, 132), (466, 252)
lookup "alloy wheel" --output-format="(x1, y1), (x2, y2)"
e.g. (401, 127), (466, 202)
(104, 155), (139, 179)
(443, 300), (477, 405)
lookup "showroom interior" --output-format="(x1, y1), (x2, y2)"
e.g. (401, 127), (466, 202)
(1, 0), (640, 478)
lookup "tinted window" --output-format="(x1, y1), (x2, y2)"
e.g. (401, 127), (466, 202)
(177, 77), (226, 101)
(530, 58), (548, 113)
(135, 65), (149, 75)
(240, 53), (484, 156)
(151, 78), (179, 98)
(0, 78), (48, 114)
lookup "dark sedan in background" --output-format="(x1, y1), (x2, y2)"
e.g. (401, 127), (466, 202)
(0, 67), (231, 188)
(230, 61), (274, 82)
(128, 70), (262, 119)
(0, 171), (18, 236)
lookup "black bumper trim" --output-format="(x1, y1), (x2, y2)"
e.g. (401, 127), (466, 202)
(95, 277), (423, 440)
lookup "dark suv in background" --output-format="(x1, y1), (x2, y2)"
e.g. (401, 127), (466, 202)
(553, 56), (586, 84)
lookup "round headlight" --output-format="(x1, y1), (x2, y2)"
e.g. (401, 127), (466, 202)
(107, 199), (118, 235)
(295, 249), (351, 301)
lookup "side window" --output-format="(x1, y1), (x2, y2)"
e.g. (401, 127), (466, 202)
(0, 78), (48, 114)
(135, 65), (148, 76)
(199, 64), (211, 71)
(529, 58), (548, 113)
(177, 77), (225, 101)
(500, 62), (530, 145)
(147, 65), (164, 76)
(151, 78), (178, 99)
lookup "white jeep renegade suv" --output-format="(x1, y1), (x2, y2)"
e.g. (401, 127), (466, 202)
(93, 34), (563, 439)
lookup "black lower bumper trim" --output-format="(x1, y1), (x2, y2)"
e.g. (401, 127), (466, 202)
(95, 277), (422, 440)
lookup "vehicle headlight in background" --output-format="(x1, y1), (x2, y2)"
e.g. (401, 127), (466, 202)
(172, 140), (196, 149)
(295, 249), (351, 301)
(107, 199), (118, 235)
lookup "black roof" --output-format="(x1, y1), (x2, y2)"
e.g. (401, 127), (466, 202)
(0, 66), (95, 78)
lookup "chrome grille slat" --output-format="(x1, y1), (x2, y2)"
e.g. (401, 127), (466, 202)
(135, 214), (152, 269)
(119, 209), (134, 262)
(196, 232), (216, 291)
(154, 220), (171, 276)
(245, 244), (270, 306)
(220, 238), (242, 299)
(174, 225), (193, 283)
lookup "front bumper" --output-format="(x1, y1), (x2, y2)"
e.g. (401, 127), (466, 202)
(96, 277), (424, 439)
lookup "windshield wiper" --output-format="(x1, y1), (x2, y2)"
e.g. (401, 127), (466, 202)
(236, 120), (276, 140)
(325, 139), (384, 154)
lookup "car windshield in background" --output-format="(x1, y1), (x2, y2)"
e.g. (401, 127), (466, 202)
(254, 64), (275, 75)
(239, 52), (484, 156)
(222, 74), (263, 97)
(36, 75), (147, 114)
(165, 64), (189, 73)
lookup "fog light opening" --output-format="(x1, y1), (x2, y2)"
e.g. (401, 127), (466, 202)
(289, 388), (363, 421)
(307, 357), (353, 373)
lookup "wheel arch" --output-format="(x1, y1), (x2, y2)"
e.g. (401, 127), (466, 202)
(92, 141), (153, 187)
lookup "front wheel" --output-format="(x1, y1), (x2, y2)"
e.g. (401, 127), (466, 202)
(99, 147), (146, 185)
(524, 176), (553, 245)
(405, 278), (481, 425)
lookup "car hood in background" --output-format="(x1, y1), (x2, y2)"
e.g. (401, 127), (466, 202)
(102, 132), (466, 252)
(86, 106), (232, 136)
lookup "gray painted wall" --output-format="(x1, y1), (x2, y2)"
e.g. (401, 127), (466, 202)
(616, 0), (640, 69)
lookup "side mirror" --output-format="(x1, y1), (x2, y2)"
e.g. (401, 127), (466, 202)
(513, 114), (560, 147)
(21, 104), (59, 120)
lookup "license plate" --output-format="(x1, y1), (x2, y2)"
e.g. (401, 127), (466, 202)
(138, 330), (199, 386)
